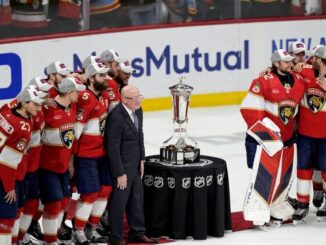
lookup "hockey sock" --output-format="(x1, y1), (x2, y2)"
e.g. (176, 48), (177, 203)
(297, 169), (313, 205)
(89, 185), (112, 226)
(43, 201), (62, 243)
(74, 192), (98, 230)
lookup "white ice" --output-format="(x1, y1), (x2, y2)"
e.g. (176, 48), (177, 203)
(143, 105), (325, 245)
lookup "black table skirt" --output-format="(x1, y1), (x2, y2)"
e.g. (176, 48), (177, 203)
(143, 155), (232, 240)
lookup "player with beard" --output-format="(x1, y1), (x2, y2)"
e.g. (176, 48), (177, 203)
(241, 50), (305, 227)
(292, 46), (326, 223)
(72, 63), (113, 244)
(0, 88), (43, 244)
(258, 44), (325, 211)
(100, 49), (124, 112)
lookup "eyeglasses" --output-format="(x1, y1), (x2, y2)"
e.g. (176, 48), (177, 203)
(124, 95), (144, 101)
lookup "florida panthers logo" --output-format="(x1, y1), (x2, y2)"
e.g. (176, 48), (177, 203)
(278, 100), (297, 125)
(306, 88), (325, 113)
(60, 123), (75, 149)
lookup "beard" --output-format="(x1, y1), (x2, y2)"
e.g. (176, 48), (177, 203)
(94, 80), (108, 91)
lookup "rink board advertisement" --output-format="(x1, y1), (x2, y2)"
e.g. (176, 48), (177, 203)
(0, 19), (325, 111)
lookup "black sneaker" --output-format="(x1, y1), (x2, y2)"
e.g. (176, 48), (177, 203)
(287, 197), (298, 210)
(27, 220), (44, 242)
(58, 222), (72, 244)
(313, 191), (324, 209)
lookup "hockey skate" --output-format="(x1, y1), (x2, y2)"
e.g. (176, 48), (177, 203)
(292, 205), (309, 225)
(58, 223), (72, 245)
(270, 216), (283, 227)
(27, 220), (44, 242)
(312, 191), (325, 209)
(85, 223), (108, 243)
(73, 229), (90, 245)
(316, 202), (326, 222)
(287, 197), (298, 210)
(253, 221), (268, 231)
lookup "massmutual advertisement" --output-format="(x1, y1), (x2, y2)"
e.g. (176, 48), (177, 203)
(0, 18), (325, 110)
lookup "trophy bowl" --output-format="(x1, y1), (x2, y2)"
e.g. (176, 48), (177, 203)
(160, 77), (200, 165)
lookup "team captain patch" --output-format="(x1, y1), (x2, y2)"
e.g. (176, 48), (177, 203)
(60, 123), (75, 149)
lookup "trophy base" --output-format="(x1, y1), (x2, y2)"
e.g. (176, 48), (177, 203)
(160, 145), (200, 165)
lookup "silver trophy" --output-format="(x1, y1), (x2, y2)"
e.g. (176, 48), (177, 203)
(160, 77), (200, 164)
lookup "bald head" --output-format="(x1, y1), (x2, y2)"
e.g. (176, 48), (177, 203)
(121, 84), (139, 98)
(121, 85), (142, 111)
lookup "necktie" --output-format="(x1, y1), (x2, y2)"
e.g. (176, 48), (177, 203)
(132, 111), (139, 131)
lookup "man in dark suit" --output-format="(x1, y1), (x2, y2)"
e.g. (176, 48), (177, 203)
(105, 85), (156, 245)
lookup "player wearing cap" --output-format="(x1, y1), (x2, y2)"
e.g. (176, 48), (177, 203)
(0, 88), (43, 244)
(72, 63), (112, 244)
(292, 46), (326, 223)
(288, 41), (307, 64)
(259, 43), (325, 210)
(100, 49), (123, 110)
(16, 78), (54, 244)
(241, 49), (305, 227)
(46, 61), (72, 99)
(116, 58), (135, 87)
(38, 77), (85, 244)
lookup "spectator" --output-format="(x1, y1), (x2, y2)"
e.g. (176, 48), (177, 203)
(124, 0), (158, 26)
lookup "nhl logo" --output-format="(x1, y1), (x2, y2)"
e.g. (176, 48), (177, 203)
(144, 175), (153, 187)
(206, 175), (213, 186)
(278, 100), (297, 125)
(306, 88), (325, 113)
(182, 177), (191, 189)
(167, 177), (175, 189)
(59, 123), (75, 149)
(154, 176), (164, 188)
(194, 177), (205, 188)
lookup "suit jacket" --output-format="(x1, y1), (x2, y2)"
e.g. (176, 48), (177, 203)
(105, 103), (145, 178)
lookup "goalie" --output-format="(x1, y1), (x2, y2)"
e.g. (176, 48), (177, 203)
(240, 49), (305, 228)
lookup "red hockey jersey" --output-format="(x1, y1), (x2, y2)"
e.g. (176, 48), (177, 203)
(0, 109), (32, 192)
(107, 79), (121, 111)
(0, 98), (18, 113)
(27, 110), (45, 173)
(240, 72), (305, 142)
(75, 89), (110, 158)
(48, 86), (59, 99)
(40, 102), (76, 173)
(298, 66), (326, 138)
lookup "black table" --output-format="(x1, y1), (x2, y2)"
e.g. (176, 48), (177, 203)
(143, 155), (232, 240)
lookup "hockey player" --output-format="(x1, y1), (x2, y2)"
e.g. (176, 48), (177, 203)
(46, 61), (72, 98)
(0, 88), (43, 244)
(72, 63), (113, 244)
(292, 45), (326, 223)
(39, 77), (85, 244)
(288, 41), (307, 64)
(100, 49), (122, 112)
(241, 49), (305, 228)
(259, 43), (325, 211)
(17, 78), (53, 244)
